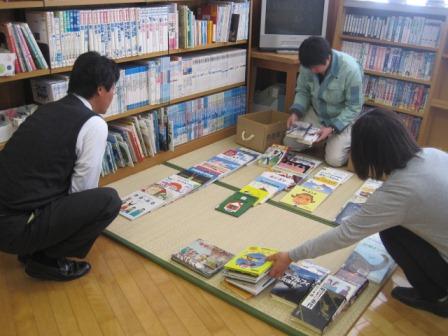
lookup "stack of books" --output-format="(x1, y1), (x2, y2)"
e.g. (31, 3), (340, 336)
(285, 121), (320, 146)
(222, 246), (277, 296)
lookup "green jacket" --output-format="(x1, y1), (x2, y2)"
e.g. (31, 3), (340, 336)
(290, 50), (363, 133)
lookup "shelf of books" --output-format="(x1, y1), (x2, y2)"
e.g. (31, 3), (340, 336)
(169, 40), (247, 55)
(44, 0), (147, 7)
(333, 0), (448, 144)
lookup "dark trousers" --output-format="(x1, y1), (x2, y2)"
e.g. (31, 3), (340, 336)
(0, 187), (121, 259)
(380, 226), (448, 301)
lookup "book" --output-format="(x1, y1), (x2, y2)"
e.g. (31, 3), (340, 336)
(225, 275), (275, 296)
(243, 180), (281, 204)
(221, 279), (254, 300)
(171, 239), (233, 278)
(222, 268), (271, 284)
(334, 268), (369, 300)
(218, 147), (260, 166)
(296, 260), (331, 283)
(280, 185), (329, 212)
(257, 144), (288, 168)
(258, 171), (299, 190)
(291, 285), (346, 335)
(273, 152), (322, 178)
(301, 179), (335, 195)
(334, 201), (363, 225)
(314, 167), (353, 185)
(270, 264), (315, 306)
(228, 13), (240, 42)
(120, 190), (165, 220)
(239, 184), (270, 205)
(215, 191), (258, 217)
(320, 275), (359, 303)
(177, 168), (213, 186)
(286, 121), (320, 146)
(341, 234), (396, 284)
(224, 246), (278, 277)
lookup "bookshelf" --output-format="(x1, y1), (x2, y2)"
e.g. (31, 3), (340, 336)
(333, 0), (448, 147)
(0, 0), (253, 184)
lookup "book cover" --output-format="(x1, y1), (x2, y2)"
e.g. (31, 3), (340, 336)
(218, 147), (259, 166)
(177, 168), (213, 186)
(225, 276), (275, 296)
(215, 192), (258, 217)
(354, 178), (383, 202)
(295, 260), (331, 283)
(280, 185), (329, 212)
(256, 144), (288, 168)
(274, 153), (322, 177)
(222, 268), (270, 284)
(171, 239), (234, 278)
(334, 202), (363, 225)
(342, 234), (396, 284)
(224, 246), (278, 277)
(286, 121), (320, 146)
(320, 275), (359, 302)
(334, 268), (369, 299)
(206, 155), (241, 173)
(162, 174), (201, 196)
(270, 264), (314, 306)
(259, 171), (298, 189)
(239, 184), (270, 205)
(302, 179), (335, 194)
(141, 180), (183, 203)
(314, 167), (353, 185)
(291, 285), (346, 334)
(245, 180), (281, 204)
(120, 190), (165, 220)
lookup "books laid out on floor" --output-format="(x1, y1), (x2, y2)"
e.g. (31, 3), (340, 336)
(270, 260), (330, 307)
(119, 147), (260, 220)
(171, 239), (234, 278)
(280, 167), (353, 212)
(341, 233), (396, 284)
(222, 246), (277, 296)
(334, 178), (383, 225)
(273, 152), (322, 183)
(256, 144), (288, 168)
(286, 121), (320, 146)
(215, 191), (259, 217)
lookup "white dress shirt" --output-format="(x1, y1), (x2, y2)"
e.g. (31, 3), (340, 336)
(69, 94), (108, 193)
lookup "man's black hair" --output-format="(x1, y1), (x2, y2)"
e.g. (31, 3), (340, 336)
(351, 108), (420, 180)
(298, 36), (332, 68)
(68, 51), (120, 99)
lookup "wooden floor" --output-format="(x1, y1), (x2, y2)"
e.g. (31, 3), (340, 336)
(0, 235), (446, 336)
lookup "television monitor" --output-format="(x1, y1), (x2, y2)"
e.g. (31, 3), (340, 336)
(259, 0), (329, 52)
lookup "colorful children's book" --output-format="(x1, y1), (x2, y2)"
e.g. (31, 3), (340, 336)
(171, 239), (234, 278)
(259, 171), (298, 189)
(218, 147), (260, 166)
(222, 268), (271, 284)
(334, 268), (369, 300)
(224, 246), (278, 277)
(280, 185), (328, 212)
(274, 153), (322, 178)
(239, 184), (270, 205)
(206, 155), (241, 173)
(177, 169), (213, 186)
(296, 260), (331, 283)
(341, 233), (396, 284)
(256, 144), (288, 168)
(353, 178), (383, 203)
(120, 190), (165, 220)
(162, 174), (201, 195)
(244, 180), (281, 204)
(313, 167), (353, 186)
(215, 192), (258, 217)
(141, 180), (183, 203)
(302, 179), (335, 194)
(320, 275), (359, 302)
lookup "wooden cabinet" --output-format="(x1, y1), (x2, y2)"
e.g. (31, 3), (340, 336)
(333, 0), (448, 149)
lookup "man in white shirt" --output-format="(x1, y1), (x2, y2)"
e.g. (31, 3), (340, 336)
(0, 51), (121, 281)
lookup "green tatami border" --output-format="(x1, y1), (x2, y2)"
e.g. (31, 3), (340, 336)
(162, 161), (337, 228)
(103, 229), (307, 336)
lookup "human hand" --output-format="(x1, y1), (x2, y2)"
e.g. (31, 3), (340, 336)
(287, 113), (299, 129)
(267, 251), (292, 278)
(316, 126), (333, 142)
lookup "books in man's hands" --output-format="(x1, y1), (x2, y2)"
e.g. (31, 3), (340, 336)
(286, 121), (320, 146)
(341, 233), (396, 284)
(215, 191), (258, 217)
(120, 191), (165, 220)
(224, 246), (277, 277)
(257, 144), (288, 168)
(291, 285), (347, 335)
(171, 239), (233, 278)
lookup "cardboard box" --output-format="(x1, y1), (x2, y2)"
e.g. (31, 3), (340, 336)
(235, 110), (289, 153)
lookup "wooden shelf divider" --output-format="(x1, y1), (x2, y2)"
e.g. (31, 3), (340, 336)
(340, 34), (439, 52)
(363, 70), (431, 86)
(0, 69), (50, 84)
(364, 100), (424, 117)
(0, 1), (43, 10)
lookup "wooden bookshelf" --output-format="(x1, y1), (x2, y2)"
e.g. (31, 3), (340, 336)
(99, 126), (236, 185)
(364, 101), (424, 118)
(340, 34), (439, 52)
(0, 69), (50, 84)
(431, 98), (448, 110)
(363, 70), (431, 86)
(170, 82), (246, 105)
(169, 40), (248, 55)
(105, 103), (167, 122)
(0, 1), (43, 10)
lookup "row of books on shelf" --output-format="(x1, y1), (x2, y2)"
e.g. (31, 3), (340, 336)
(342, 40), (435, 80)
(363, 74), (429, 113)
(13, 1), (249, 70)
(119, 146), (261, 220)
(343, 13), (442, 48)
(171, 236), (395, 334)
(28, 48), (246, 116)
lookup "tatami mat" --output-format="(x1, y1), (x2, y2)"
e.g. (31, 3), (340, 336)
(106, 161), (385, 336)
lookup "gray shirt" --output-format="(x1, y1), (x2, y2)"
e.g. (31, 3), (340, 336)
(289, 148), (448, 263)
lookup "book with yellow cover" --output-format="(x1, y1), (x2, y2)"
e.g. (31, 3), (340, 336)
(240, 184), (270, 205)
(224, 246), (278, 277)
(280, 185), (329, 212)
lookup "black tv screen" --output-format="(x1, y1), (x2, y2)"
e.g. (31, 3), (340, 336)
(265, 0), (326, 36)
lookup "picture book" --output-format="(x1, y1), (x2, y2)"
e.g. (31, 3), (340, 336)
(341, 234), (396, 284)
(120, 190), (165, 220)
(313, 167), (353, 186)
(334, 202), (363, 225)
(239, 184), (270, 205)
(259, 171), (298, 189)
(280, 185), (329, 212)
(177, 168), (213, 186)
(274, 153), (322, 178)
(334, 268), (369, 299)
(244, 180), (281, 203)
(296, 260), (331, 283)
(188, 165), (221, 181)
(301, 179), (335, 194)
(270, 265), (314, 307)
(225, 276), (276, 296)
(215, 191), (258, 217)
(354, 178), (383, 203)
(222, 268), (271, 284)
(195, 161), (232, 177)
(141, 180), (183, 203)
(291, 285), (346, 335)
(286, 121), (320, 146)
(206, 155), (241, 173)
(218, 147), (260, 166)
(256, 144), (288, 168)
(320, 275), (359, 302)
(171, 239), (234, 278)
(224, 246), (278, 277)
(161, 174), (201, 196)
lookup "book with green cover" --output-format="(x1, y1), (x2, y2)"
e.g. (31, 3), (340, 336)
(224, 246), (278, 277)
(215, 192), (258, 217)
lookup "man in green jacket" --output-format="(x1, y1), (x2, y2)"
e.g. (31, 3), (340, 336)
(284, 36), (363, 167)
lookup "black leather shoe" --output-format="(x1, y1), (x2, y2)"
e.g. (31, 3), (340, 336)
(391, 286), (448, 318)
(25, 258), (91, 281)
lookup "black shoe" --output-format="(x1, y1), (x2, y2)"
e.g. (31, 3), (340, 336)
(25, 257), (91, 281)
(391, 286), (448, 318)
